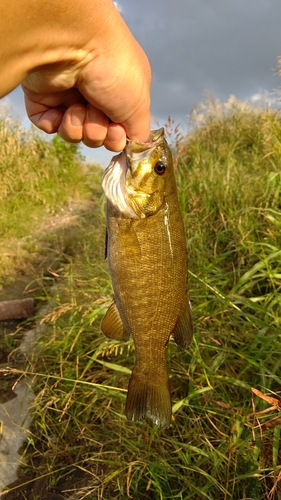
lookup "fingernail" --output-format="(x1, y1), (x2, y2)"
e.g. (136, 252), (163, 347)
(70, 107), (85, 127)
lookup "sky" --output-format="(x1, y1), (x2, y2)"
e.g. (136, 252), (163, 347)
(1, 0), (281, 166)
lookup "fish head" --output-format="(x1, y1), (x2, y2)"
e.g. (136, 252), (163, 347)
(102, 128), (175, 219)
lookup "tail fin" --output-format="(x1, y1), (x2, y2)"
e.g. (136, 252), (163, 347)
(125, 369), (172, 428)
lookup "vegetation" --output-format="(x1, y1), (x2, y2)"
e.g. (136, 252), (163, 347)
(1, 96), (281, 499)
(0, 114), (91, 286)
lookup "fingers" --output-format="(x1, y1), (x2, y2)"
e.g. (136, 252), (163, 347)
(121, 102), (151, 144)
(25, 98), (127, 151)
(57, 104), (87, 143)
(82, 106), (110, 148)
(24, 97), (64, 134)
(58, 104), (126, 151)
(102, 123), (126, 151)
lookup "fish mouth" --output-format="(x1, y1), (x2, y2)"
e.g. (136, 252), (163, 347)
(126, 128), (164, 160)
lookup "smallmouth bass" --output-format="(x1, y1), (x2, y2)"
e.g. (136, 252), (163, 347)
(101, 128), (193, 427)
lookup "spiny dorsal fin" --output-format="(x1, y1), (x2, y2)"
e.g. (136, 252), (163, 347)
(172, 291), (193, 349)
(101, 300), (130, 341)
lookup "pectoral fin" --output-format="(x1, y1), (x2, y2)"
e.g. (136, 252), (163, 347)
(172, 292), (193, 349)
(101, 300), (130, 341)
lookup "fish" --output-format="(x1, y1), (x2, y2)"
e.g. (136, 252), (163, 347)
(101, 128), (193, 428)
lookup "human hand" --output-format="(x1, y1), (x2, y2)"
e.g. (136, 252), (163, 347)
(18, 1), (151, 152)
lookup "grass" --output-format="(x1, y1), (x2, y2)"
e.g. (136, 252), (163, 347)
(0, 114), (96, 286)
(1, 96), (281, 499)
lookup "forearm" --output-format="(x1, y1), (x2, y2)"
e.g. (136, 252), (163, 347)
(0, 0), (127, 97)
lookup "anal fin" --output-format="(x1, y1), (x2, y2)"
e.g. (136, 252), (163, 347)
(101, 300), (130, 341)
(172, 291), (193, 349)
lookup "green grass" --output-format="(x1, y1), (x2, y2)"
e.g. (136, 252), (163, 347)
(1, 97), (281, 499)
(0, 116), (98, 285)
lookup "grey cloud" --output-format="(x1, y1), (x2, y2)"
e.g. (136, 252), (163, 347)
(121, 0), (281, 123)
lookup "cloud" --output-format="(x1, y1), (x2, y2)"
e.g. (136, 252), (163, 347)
(121, 0), (281, 123)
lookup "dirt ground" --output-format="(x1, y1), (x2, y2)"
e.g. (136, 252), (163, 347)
(0, 259), (57, 499)
(0, 210), (96, 499)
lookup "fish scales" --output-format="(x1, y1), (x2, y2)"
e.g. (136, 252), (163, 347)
(101, 128), (193, 427)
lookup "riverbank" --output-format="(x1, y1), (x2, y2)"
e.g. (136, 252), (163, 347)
(1, 99), (281, 499)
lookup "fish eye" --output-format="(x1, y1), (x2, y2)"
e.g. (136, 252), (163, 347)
(154, 162), (166, 176)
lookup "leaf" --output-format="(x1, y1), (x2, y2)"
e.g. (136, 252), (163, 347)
(251, 387), (281, 410)
(95, 358), (132, 375)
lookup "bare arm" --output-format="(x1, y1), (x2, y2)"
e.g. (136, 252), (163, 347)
(0, 0), (151, 151)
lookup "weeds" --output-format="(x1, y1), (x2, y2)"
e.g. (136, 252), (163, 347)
(1, 97), (281, 499)
(0, 115), (94, 286)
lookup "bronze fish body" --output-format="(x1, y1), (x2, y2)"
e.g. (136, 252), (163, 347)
(101, 128), (193, 427)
